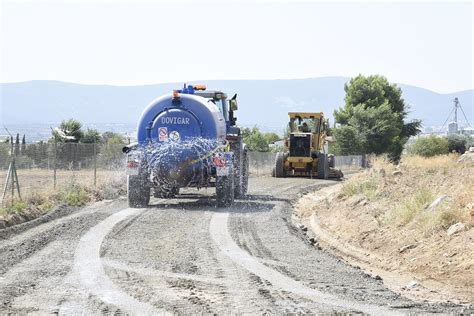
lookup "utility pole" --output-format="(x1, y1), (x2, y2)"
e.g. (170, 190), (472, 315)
(440, 97), (472, 134)
(454, 97), (459, 126)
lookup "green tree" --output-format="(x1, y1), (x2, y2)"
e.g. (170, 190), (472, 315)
(21, 134), (26, 155)
(333, 75), (421, 162)
(102, 131), (126, 144)
(242, 127), (270, 152)
(263, 132), (280, 145)
(332, 126), (363, 155)
(98, 132), (126, 168)
(447, 134), (467, 154)
(407, 135), (448, 157)
(466, 136), (474, 149)
(15, 133), (20, 156)
(52, 118), (84, 143)
(81, 128), (102, 144)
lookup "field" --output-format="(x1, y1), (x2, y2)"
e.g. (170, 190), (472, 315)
(0, 168), (126, 225)
(1, 168), (125, 196)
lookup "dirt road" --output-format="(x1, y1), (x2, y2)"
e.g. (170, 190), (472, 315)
(0, 177), (463, 314)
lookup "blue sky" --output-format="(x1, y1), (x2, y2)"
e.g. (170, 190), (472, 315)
(1, 0), (472, 93)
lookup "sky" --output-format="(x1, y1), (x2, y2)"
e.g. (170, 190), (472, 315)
(1, 0), (473, 93)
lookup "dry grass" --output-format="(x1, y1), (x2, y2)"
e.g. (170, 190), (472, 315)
(297, 153), (474, 302)
(340, 154), (474, 235)
(385, 187), (434, 227)
(341, 174), (379, 200)
(0, 168), (123, 196)
(0, 168), (126, 224)
(401, 154), (459, 170)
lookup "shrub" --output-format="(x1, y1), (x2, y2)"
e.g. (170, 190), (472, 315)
(407, 135), (448, 157)
(447, 134), (467, 153)
(385, 187), (434, 226)
(342, 174), (379, 199)
(62, 177), (90, 207)
(63, 184), (89, 206)
(465, 135), (474, 149)
(0, 200), (28, 217)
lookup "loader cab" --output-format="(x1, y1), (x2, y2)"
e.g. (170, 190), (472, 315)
(287, 112), (328, 156)
(273, 111), (343, 180)
(289, 117), (319, 134)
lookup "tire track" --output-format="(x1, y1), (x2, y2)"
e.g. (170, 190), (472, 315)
(209, 211), (402, 315)
(72, 207), (166, 315)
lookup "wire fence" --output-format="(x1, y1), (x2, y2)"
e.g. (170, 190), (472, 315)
(1, 142), (367, 203)
(0, 143), (126, 202)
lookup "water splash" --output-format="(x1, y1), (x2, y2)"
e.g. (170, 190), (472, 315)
(136, 138), (225, 190)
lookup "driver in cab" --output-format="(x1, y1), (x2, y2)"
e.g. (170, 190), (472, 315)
(299, 122), (310, 133)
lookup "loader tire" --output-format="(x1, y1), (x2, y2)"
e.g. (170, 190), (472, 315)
(317, 153), (329, 179)
(274, 152), (286, 178)
(328, 154), (335, 168)
(216, 174), (235, 207)
(127, 173), (150, 208)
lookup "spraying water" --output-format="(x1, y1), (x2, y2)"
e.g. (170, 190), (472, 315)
(135, 137), (226, 191)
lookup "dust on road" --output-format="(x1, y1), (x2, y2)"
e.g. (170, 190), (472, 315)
(0, 177), (464, 314)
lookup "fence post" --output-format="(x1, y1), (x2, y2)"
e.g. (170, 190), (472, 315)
(256, 153), (259, 176)
(10, 140), (14, 206)
(93, 141), (97, 187)
(53, 141), (57, 189)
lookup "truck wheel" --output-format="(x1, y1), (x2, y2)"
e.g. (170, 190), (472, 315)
(274, 152), (286, 178)
(235, 150), (249, 198)
(317, 153), (329, 179)
(127, 174), (150, 207)
(216, 174), (235, 207)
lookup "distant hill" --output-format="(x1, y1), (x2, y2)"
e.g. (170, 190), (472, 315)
(1, 78), (472, 134)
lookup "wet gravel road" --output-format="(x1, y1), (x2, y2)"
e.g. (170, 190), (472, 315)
(0, 177), (464, 314)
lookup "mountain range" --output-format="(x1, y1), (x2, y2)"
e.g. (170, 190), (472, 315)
(1, 77), (472, 135)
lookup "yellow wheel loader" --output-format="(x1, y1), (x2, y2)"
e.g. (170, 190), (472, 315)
(272, 112), (343, 179)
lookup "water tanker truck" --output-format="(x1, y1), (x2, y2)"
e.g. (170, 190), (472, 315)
(123, 84), (249, 207)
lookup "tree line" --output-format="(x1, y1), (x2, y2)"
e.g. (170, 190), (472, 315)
(1, 120), (128, 169)
(330, 75), (472, 160)
(407, 134), (474, 157)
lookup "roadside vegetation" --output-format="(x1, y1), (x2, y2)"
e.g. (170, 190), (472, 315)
(407, 134), (474, 157)
(296, 153), (473, 302)
(241, 127), (281, 152)
(342, 155), (472, 235)
(0, 119), (128, 228)
(296, 74), (473, 302)
(0, 173), (126, 227)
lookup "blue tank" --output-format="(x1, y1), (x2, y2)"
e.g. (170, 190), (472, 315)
(135, 92), (227, 188)
(125, 85), (248, 208)
(136, 93), (226, 143)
